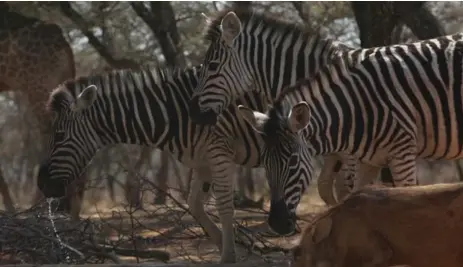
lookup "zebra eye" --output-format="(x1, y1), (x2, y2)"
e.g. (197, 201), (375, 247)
(208, 62), (220, 71)
(288, 155), (298, 166)
(55, 131), (66, 143)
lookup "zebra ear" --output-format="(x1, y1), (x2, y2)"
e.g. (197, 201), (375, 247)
(288, 101), (310, 133)
(238, 105), (267, 134)
(220, 12), (242, 46)
(71, 85), (98, 112)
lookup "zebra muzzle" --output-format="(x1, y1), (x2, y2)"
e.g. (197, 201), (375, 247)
(268, 198), (296, 236)
(37, 163), (67, 198)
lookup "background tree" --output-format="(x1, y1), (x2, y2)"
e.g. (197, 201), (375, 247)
(0, 1), (461, 214)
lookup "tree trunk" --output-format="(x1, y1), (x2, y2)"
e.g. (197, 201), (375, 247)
(234, 167), (263, 209)
(351, 2), (426, 47)
(0, 166), (15, 212)
(131, 2), (186, 68)
(125, 147), (152, 209)
(232, 1), (252, 10)
(154, 151), (169, 204)
(400, 4), (446, 39)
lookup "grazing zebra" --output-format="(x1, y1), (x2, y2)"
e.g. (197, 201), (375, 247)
(237, 31), (463, 234)
(36, 65), (363, 262)
(188, 8), (391, 205)
(36, 65), (275, 263)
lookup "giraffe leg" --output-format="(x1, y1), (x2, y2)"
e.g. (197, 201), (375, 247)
(210, 159), (237, 263)
(188, 169), (222, 249)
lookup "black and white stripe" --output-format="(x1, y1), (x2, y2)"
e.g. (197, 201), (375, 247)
(188, 9), (390, 206)
(238, 32), (463, 230)
(36, 66), (277, 263)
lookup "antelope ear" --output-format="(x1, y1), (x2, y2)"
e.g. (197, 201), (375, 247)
(288, 101), (310, 133)
(71, 85), (98, 112)
(220, 11), (242, 46)
(237, 105), (268, 134)
(311, 216), (333, 244)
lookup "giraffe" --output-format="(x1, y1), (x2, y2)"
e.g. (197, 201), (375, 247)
(0, 4), (80, 217)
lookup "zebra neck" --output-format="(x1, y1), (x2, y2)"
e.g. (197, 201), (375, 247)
(238, 33), (350, 103)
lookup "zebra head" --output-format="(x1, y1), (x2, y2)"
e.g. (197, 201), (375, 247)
(238, 100), (314, 235)
(190, 11), (253, 125)
(37, 84), (102, 199)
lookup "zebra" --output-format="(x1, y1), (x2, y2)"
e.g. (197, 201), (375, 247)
(237, 31), (463, 234)
(188, 8), (392, 205)
(36, 65), (313, 263)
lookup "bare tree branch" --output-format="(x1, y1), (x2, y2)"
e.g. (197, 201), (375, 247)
(292, 2), (310, 24)
(57, 2), (139, 70)
(130, 1), (185, 68)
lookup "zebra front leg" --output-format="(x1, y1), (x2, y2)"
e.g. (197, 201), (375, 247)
(187, 169), (222, 250)
(211, 160), (237, 263)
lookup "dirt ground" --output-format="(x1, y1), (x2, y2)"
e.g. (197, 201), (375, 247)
(71, 183), (327, 264)
(2, 167), (460, 265)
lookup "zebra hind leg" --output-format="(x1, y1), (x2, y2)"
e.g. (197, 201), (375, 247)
(389, 155), (418, 187)
(187, 170), (223, 250)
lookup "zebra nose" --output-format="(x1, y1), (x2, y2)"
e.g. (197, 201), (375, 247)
(268, 199), (296, 235)
(37, 163), (67, 198)
(188, 95), (218, 125)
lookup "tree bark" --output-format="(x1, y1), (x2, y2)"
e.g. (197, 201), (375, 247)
(234, 167), (263, 209)
(153, 151), (169, 204)
(232, 1), (252, 10)
(124, 147), (151, 209)
(0, 166), (15, 212)
(400, 4), (446, 39)
(131, 2), (186, 67)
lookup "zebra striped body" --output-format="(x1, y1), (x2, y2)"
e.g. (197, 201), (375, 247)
(36, 66), (279, 263)
(189, 9), (393, 206)
(238, 32), (463, 233)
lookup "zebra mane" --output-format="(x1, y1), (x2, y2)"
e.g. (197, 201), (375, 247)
(47, 64), (201, 113)
(261, 77), (316, 138)
(260, 100), (293, 140)
(204, 7), (323, 44)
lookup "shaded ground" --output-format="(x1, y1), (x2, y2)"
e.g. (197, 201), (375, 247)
(74, 183), (327, 264)
(0, 179), (329, 265)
